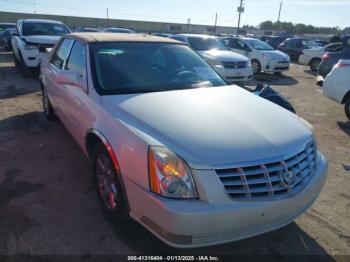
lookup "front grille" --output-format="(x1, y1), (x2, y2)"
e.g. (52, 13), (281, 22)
(226, 76), (245, 80)
(222, 61), (247, 69)
(215, 140), (316, 201)
(38, 43), (55, 52)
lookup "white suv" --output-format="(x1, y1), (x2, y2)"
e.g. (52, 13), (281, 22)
(12, 19), (70, 76)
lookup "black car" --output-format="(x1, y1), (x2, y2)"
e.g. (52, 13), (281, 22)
(250, 84), (296, 113)
(318, 36), (350, 80)
(267, 36), (287, 49)
(278, 38), (320, 61)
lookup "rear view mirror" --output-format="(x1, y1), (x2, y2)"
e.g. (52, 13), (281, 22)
(54, 70), (81, 88)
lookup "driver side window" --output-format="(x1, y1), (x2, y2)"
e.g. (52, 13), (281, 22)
(51, 39), (74, 69)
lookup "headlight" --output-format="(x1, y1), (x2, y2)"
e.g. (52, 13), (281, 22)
(25, 43), (38, 50)
(148, 146), (198, 199)
(263, 53), (273, 60)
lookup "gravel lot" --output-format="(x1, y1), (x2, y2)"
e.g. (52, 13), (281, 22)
(0, 51), (349, 259)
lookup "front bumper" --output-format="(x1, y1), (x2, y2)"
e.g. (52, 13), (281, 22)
(21, 49), (49, 68)
(127, 152), (328, 248)
(214, 65), (253, 83)
(263, 60), (290, 73)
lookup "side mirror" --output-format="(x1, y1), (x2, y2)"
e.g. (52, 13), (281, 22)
(54, 70), (82, 88)
(12, 31), (19, 36)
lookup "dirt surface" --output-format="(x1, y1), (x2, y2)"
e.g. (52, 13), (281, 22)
(0, 51), (349, 259)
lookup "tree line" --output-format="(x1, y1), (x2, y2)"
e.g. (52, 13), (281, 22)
(243, 21), (341, 34)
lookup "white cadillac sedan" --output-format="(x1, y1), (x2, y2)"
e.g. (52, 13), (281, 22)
(40, 33), (328, 248)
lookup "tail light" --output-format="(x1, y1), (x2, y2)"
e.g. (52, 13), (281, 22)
(322, 53), (330, 62)
(335, 60), (350, 68)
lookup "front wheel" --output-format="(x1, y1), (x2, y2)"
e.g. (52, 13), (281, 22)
(345, 99), (350, 120)
(41, 84), (57, 121)
(251, 59), (261, 74)
(93, 144), (129, 222)
(310, 58), (321, 72)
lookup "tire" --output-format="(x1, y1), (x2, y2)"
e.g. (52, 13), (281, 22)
(18, 51), (32, 77)
(251, 59), (261, 74)
(13, 53), (21, 67)
(345, 98), (350, 120)
(274, 72), (283, 76)
(41, 84), (57, 121)
(93, 143), (129, 222)
(310, 58), (321, 72)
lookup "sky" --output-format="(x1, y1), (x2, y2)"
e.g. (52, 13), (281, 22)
(0, 0), (349, 29)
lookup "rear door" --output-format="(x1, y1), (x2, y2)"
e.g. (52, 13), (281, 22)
(224, 38), (250, 56)
(60, 40), (89, 147)
(46, 38), (74, 122)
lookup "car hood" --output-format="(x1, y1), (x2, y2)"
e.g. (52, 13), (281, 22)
(263, 50), (290, 60)
(101, 86), (312, 169)
(22, 35), (61, 45)
(198, 49), (249, 62)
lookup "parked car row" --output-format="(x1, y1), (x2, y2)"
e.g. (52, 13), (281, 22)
(5, 18), (294, 87)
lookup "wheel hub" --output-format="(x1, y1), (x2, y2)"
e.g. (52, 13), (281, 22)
(96, 154), (118, 210)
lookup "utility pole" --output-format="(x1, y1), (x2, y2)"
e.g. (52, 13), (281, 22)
(214, 13), (218, 32)
(33, 0), (37, 14)
(106, 8), (109, 27)
(187, 18), (191, 33)
(277, 1), (283, 31)
(237, 0), (244, 35)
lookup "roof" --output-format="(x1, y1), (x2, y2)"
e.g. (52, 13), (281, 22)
(22, 19), (64, 24)
(67, 32), (182, 44)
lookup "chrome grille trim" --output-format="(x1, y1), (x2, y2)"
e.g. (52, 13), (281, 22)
(215, 140), (317, 201)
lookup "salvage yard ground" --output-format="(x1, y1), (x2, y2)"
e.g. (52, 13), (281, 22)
(0, 51), (350, 258)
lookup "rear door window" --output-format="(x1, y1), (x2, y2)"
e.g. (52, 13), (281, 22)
(66, 40), (86, 77)
(51, 39), (74, 69)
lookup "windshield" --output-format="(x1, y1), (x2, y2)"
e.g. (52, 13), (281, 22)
(22, 22), (70, 36)
(91, 42), (226, 95)
(246, 39), (274, 50)
(188, 37), (227, 51)
(302, 39), (320, 49)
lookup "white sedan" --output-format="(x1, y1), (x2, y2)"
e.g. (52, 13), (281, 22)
(299, 42), (342, 71)
(220, 37), (290, 75)
(323, 60), (350, 119)
(40, 33), (328, 248)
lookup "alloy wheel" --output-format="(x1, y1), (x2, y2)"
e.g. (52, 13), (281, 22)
(252, 61), (259, 74)
(96, 153), (118, 210)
